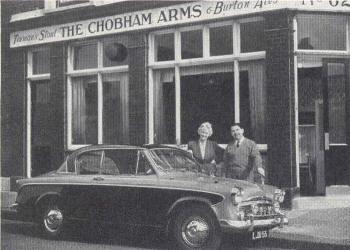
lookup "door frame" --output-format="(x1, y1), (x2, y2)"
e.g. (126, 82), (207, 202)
(322, 58), (350, 185)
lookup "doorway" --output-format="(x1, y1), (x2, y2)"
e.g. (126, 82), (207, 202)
(323, 59), (350, 186)
(298, 58), (350, 194)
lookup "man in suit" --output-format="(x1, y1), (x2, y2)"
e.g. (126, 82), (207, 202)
(223, 123), (265, 183)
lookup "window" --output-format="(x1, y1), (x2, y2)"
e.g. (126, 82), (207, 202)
(180, 66), (235, 143)
(240, 21), (265, 53)
(154, 33), (175, 62)
(136, 152), (154, 175)
(32, 48), (50, 74)
(210, 25), (233, 56)
(77, 151), (103, 175)
(68, 37), (129, 149)
(297, 14), (347, 51)
(149, 19), (266, 145)
(104, 149), (138, 175)
(181, 29), (203, 59)
(27, 47), (51, 178)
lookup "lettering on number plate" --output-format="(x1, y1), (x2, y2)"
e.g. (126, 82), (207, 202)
(252, 230), (268, 240)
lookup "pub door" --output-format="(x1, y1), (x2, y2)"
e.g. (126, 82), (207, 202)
(323, 59), (350, 186)
(30, 81), (52, 177)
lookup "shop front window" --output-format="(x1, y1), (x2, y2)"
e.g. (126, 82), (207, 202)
(297, 14), (346, 51)
(150, 19), (266, 146)
(68, 38), (129, 148)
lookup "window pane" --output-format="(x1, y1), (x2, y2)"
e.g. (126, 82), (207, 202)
(240, 21), (265, 53)
(77, 151), (102, 175)
(104, 149), (138, 175)
(103, 73), (129, 144)
(73, 43), (98, 70)
(328, 63), (346, 143)
(297, 14), (346, 51)
(153, 69), (175, 144)
(72, 76), (98, 144)
(155, 33), (174, 61)
(103, 41), (128, 67)
(181, 70), (234, 143)
(32, 48), (50, 74)
(239, 61), (266, 143)
(210, 25), (233, 56)
(181, 30), (203, 59)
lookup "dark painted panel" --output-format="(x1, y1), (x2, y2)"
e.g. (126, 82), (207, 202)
(326, 147), (350, 185)
(265, 11), (296, 190)
(1, 48), (26, 177)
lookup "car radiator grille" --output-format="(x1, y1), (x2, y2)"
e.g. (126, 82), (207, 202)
(239, 202), (276, 218)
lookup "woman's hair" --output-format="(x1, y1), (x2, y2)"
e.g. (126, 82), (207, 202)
(198, 122), (213, 137)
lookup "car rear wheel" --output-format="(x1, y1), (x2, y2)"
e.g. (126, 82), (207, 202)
(40, 202), (65, 238)
(172, 206), (221, 250)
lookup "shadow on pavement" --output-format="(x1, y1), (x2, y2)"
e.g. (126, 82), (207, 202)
(2, 219), (349, 250)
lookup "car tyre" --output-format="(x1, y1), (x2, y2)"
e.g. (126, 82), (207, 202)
(172, 205), (221, 250)
(39, 202), (65, 239)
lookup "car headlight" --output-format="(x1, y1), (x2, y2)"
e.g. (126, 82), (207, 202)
(231, 187), (243, 205)
(274, 189), (285, 203)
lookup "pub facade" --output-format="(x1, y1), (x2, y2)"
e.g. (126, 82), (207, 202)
(2, 0), (350, 200)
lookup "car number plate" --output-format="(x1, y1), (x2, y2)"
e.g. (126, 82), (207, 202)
(252, 230), (268, 240)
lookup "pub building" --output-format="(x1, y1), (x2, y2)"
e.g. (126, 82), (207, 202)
(1, 0), (350, 204)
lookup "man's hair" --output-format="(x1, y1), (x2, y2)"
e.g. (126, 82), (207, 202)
(231, 123), (242, 129)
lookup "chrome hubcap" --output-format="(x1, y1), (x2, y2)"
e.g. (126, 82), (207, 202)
(44, 208), (63, 233)
(181, 216), (209, 247)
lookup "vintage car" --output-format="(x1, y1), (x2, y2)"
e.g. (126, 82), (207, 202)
(12, 144), (287, 250)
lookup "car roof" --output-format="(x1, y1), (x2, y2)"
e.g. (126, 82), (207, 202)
(142, 144), (182, 150)
(69, 144), (185, 157)
(71, 144), (144, 154)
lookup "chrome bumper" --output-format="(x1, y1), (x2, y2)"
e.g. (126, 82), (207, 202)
(220, 215), (288, 232)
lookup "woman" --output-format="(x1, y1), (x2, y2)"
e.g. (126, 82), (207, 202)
(188, 122), (223, 176)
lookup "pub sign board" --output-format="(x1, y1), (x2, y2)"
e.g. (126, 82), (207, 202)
(10, 0), (350, 48)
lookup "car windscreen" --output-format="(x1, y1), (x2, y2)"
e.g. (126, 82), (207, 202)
(148, 148), (202, 174)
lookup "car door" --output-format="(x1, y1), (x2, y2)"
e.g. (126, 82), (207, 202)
(61, 150), (107, 222)
(99, 148), (140, 225)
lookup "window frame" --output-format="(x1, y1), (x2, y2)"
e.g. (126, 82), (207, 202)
(27, 46), (51, 178)
(67, 38), (129, 150)
(148, 18), (267, 150)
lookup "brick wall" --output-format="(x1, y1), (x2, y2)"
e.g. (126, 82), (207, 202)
(265, 10), (297, 189)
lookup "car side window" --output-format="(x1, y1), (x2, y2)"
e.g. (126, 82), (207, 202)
(101, 154), (120, 175)
(77, 151), (103, 175)
(136, 152), (155, 175)
(104, 149), (138, 175)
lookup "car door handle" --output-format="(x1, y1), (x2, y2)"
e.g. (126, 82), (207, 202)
(93, 177), (104, 181)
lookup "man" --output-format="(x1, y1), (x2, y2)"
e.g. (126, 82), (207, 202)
(223, 124), (265, 183)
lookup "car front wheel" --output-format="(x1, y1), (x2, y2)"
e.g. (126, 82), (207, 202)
(172, 206), (221, 250)
(40, 203), (65, 238)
